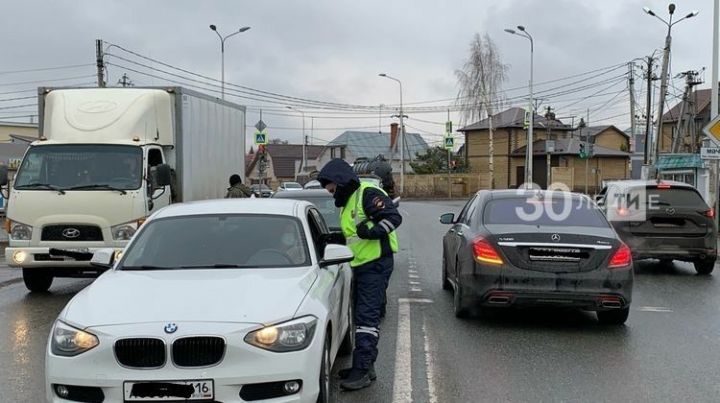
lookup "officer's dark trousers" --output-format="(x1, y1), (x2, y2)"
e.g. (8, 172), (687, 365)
(352, 255), (393, 371)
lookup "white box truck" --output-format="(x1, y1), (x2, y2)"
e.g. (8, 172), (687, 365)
(1, 87), (246, 291)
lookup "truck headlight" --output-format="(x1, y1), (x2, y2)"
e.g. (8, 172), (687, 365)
(245, 316), (317, 352)
(51, 320), (99, 357)
(10, 222), (33, 241)
(111, 219), (144, 241)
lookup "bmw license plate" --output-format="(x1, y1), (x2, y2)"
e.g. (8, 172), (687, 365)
(123, 380), (214, 401)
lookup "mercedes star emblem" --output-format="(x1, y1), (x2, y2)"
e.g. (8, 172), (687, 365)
(164, 323), (178, 334)
(62, 228), (81, 239)
(551, 234), (561, 242)
(665, 208), (676, 215)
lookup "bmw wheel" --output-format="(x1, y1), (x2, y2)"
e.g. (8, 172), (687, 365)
(339, 296), (355, 356)
(317, 333), (331, 403)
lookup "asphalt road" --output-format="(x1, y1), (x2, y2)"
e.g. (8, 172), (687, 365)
(2, 201), (720, 402)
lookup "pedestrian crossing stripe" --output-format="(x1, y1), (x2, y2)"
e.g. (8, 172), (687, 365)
(254, 131), (268, 145)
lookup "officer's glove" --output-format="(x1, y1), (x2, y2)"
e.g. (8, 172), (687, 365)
(356, 223), (371, 239)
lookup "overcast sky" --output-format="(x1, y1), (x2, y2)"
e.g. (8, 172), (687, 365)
(0, 0), (715, 151)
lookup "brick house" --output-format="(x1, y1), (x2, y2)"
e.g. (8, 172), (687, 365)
(458, 107), (630, 192)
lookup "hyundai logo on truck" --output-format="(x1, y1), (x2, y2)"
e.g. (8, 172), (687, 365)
(62, 228), (81, 239)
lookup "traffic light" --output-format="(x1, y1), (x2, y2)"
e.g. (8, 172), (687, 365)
(579, 143), (587, 159)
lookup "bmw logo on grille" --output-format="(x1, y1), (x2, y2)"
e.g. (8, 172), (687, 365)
(164, 323), (178, 334)
(62, 227), (81, 239)
(551, 233), (561, 242)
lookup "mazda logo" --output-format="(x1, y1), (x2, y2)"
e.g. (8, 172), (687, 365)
(164, 323), (178, 334)
(666, 208), (676, 215)
(551, 234), (561, 242)
(62, 228), (81, 239)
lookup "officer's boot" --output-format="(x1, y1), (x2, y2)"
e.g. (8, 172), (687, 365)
(338, 365), (376, 381)
(339, 368), (372, 391)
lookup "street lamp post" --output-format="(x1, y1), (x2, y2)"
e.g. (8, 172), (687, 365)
(379, 73), (405, 194)
(286, 106), (306, 177)
(209, 24), (251, 100)
(505, 26), (534, 189)
(642, 4), (698, 169)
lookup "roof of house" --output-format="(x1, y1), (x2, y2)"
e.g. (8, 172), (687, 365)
(327, 131), (429, 159)
(247, 144), (325, 179)
(458, 107), (572, 132)
(662, 88), (712, 123)
(511, 139), (630, 157)
(583, 125), (630, 139)
(656, 153), (705, 170)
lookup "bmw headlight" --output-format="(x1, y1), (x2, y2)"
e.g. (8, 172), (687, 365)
(245, 316), (317, 352)
(51, 320), (99, 357)
(10, 222), (33, 241)
(111, 219), (144, 241)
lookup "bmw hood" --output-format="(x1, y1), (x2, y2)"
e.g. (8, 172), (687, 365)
(62, 268), (318, 327)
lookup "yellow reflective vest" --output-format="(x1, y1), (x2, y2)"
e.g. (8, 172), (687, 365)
(340, 182), (399, 267)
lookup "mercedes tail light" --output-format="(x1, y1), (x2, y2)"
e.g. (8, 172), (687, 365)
(473, 237), (503, 265)
(608, 243), (632, 269)
(705, 208), (715, 218)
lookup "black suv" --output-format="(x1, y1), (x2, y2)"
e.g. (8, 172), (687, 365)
(596, 180), (717, 274)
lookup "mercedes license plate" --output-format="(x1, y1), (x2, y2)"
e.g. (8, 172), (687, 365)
(123, 380), (214, 401)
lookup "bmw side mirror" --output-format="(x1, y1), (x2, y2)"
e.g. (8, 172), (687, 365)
(320, 244), (353, 267)
(0, 165), (7, 187)
(439, 213), (455, 224)
(90, 248), (116, 268)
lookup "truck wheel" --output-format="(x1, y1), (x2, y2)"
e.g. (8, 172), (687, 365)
(22, 269), (53, 292)
(694, 258), (716, 275)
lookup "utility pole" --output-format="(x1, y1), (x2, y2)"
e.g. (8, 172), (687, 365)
(447, 109), (452, 198)
(118, 73), (133, 88)
(488, 103), (495, 189)
(643, 55), (655, 166)
(544, 106), (555, 189)
(95, 39), (105, 88)
(628, 62), (637, 154)
(713, 0), (719, 226)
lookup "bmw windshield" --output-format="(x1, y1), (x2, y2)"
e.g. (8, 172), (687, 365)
(119, 214), (311, 269)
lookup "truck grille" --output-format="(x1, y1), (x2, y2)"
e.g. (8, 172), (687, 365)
(42, 225), (103, 241)
(172, 336), (225, 367)
(114, 338), (166, 368)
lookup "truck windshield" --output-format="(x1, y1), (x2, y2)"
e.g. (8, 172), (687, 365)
(14, 145), (143, 191)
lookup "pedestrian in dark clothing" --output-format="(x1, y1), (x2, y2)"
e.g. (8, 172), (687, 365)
(317, 158), (402, 391)
(225, 174), (252, 198)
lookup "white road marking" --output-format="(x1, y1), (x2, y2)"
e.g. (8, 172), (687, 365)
(409, 281), (421, 285)
(422, 317), (439, 403)
(398, 298), (434, 304)
(393, 300), (413, 403)
(409, 274), (420, 279)
(635, 306), (673, 313)
(410, 287), (423, 292)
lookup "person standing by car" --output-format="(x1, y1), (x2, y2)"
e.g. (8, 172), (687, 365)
(317, 158), (402, 391)
(225, 174), (252, 198)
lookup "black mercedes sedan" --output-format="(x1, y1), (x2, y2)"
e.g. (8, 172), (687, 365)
(441, 189), (633, 325)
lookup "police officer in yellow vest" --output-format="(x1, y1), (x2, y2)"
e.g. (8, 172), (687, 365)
(317, 158), (401, 391)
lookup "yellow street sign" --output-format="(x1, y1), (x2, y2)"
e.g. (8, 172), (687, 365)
(702, 114), (720, 145)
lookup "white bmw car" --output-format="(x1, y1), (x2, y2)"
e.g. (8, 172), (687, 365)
(45, 199), (354, 403)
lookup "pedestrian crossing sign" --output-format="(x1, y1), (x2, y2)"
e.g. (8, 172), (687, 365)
(254, 130), (268, 145)
(444, 136), (454, 150)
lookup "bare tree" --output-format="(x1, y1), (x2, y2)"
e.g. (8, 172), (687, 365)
(455, 33), (509, 188)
